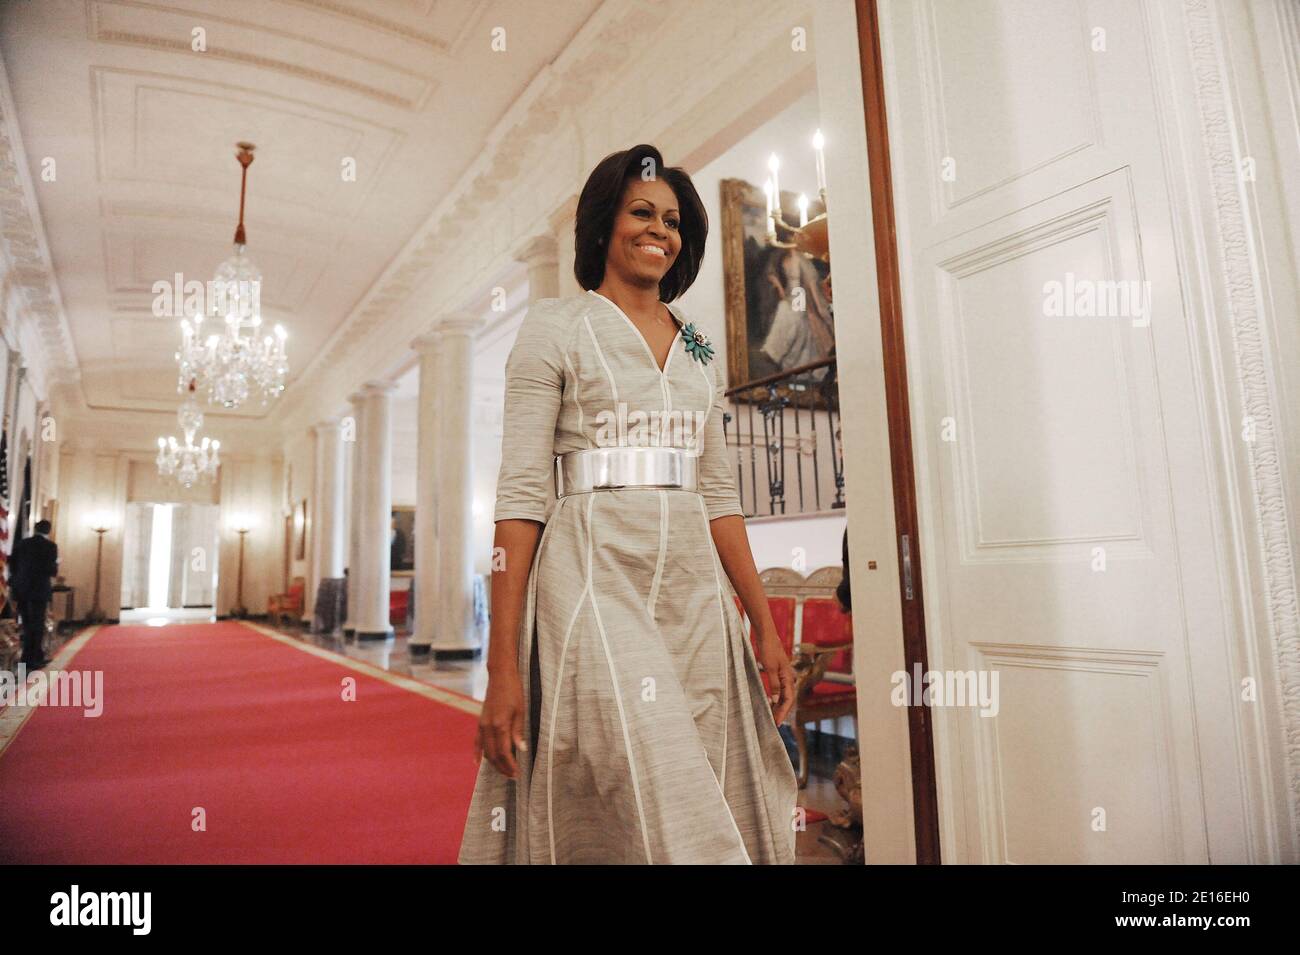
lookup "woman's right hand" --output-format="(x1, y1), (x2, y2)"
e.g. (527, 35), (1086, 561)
(474, 669), (527, 780)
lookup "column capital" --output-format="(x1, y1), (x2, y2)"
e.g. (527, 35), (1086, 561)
(548, 194), (578, 234)
(361, 379), (398, 397)
(410, 332), (442, 354)
(514, 234), (558, 270)
(311, 418), (342, 435)
(347, 391), (366, 405)
(435, 313), (486, 337)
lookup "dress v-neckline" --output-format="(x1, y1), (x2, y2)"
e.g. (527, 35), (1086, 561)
(588, 288), (683, 376)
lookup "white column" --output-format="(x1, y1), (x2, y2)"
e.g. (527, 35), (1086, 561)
(315, 419), (345, 578)
(409, 333), (442, 653)
(353, 380), (397, 639)
(516, 234), (559, 300)
(431, 314), (485, 656)
(305, 425), (325, 625)
(310, 419), (346, 633)
(342, 391), (364, 633)
(547, 198), (581, 298)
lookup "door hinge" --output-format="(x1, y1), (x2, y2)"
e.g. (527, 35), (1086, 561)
(901, 533), (914, 600)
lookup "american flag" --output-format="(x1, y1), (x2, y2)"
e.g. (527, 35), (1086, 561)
(0, 423), (8, 547)
(0, 423), (8, 603)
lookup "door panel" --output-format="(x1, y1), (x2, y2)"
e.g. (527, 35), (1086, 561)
(881, 0), (1243, 862)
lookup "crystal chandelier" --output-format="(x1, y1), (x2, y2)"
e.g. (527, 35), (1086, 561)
(157, 381), (222, 488)
(177, 142), (288, 409)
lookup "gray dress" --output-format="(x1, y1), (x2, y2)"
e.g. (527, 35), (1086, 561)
(457, 289), (799, 864)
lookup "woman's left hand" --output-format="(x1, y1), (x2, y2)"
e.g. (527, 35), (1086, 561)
(755, 632), (796, 726)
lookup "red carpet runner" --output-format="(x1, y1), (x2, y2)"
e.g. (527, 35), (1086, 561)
(0, 622), (480, 863)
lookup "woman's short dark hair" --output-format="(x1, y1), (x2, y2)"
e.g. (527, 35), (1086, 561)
(573, 144), (707, 301)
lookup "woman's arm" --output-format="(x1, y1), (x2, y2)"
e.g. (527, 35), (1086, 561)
(709, 514), (796, 726)
(475, 299), (566, 779)
(474, 518), (541, 780)
(485, 519), (541, 680)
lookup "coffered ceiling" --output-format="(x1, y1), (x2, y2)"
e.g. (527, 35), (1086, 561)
(0, 0), (598, 417)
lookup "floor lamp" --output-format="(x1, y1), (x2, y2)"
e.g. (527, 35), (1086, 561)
(86, 522), (110, 624)
(232, 524), (251, 619)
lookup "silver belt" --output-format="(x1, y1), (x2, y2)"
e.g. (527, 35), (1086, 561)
(555, 446), (698, 498)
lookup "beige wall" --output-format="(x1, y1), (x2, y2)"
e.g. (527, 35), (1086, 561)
(50, 401), (284, 619)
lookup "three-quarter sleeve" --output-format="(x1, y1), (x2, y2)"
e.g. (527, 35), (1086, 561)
(697, 367), (745, 520)
(492, 299), (565, 524)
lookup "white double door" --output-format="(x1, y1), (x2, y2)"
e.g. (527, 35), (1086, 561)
(880, 0), (1272, 862)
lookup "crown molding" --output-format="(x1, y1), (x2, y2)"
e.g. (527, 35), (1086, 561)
(0, 50), (80, 400)
(271, 0), (702, 431)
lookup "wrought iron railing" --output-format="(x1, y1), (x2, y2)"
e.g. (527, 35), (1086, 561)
(723, 356), (844, 517)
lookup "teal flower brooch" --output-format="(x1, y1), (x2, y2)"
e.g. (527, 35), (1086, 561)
(682, 322), (715, 365)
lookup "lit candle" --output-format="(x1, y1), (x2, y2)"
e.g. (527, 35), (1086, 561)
(767, 153), (781, 222)
(763, 179), (775, 238)
(798, 193), (809, 227)
(812, 129), (826, 193)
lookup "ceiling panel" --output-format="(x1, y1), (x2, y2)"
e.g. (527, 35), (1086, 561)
(1, 0), (598, 418)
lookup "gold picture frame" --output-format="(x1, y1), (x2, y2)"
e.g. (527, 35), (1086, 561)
(719, 177), (834, 409)
(295, 498), (308, 560)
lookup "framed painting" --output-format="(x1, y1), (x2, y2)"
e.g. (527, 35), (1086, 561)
(296, 498), (308, 560)
(390, 506), (415, 576)
(282, 513), (293, 594)
(719, 177), (834, 407)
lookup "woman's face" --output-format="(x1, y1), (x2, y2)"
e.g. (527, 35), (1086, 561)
(605, 177), (681, 289)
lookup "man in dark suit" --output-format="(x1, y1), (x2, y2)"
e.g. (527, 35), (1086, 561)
(390, 512), (407, 572)
(10, 519), (58, 669)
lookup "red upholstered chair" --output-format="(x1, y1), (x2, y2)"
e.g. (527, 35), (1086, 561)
(389, 588), (411, 629)
(268, 577), (305, 628)
(752, 566), (856, 788)
(789, 597), (856, 787)
(801, 597), (854, 680)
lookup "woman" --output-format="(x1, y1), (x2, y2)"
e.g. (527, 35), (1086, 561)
(458, 145), (799, 864)
(758, 246), (835, 377)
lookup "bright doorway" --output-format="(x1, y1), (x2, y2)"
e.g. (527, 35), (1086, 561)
(120, 502), (220, 617)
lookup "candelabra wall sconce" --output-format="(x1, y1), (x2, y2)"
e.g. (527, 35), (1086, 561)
(763, 132), (831, 264)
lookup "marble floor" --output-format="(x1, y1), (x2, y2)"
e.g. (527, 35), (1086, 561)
(119, 607), (217, 625)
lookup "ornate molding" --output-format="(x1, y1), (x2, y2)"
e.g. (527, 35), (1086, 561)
(272, 0), (460, 52)
(88, 32), (428, 113)
(1183, 0), (1300, 830)
(0, 53), (79, 396)
(275, 0), (713, 429)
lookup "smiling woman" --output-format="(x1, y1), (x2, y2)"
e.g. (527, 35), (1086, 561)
(458, 145), (800, 865)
